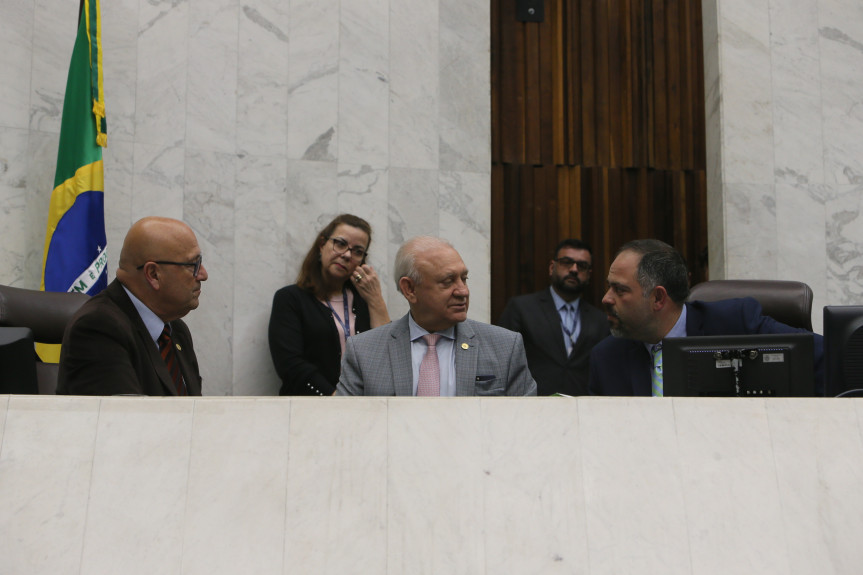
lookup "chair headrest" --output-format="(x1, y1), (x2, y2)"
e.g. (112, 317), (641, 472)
(688, 279), (813, 331)
(0, 285), (90, 343)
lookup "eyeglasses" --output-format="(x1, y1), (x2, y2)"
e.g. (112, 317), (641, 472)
(137, 254), (203, 278)
(553, 257), (591, 271)
(329, 237), (367, 260)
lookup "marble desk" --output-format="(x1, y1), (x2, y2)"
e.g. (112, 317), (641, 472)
(1, 395), (861, 575)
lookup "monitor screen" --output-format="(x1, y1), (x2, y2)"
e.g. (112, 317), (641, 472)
(0, 327), (39, 394)
(663, 333), (816, 397)
(824, 306), (863, 397)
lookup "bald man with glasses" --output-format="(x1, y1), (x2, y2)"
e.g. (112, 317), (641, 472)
(57, 217), (208, 396)
(497, 239), (610, 396)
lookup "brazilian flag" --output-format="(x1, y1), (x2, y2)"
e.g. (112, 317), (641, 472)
(39, 0), (107, 360)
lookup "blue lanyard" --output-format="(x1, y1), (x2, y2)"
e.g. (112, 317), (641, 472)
(326, 287), (351, 340)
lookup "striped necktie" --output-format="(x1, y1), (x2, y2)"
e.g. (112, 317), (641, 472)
(158, 324), (186, 396)
(651, 343), (663, 397)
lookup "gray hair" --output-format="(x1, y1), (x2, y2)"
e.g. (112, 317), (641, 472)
(394, 236), (454, 293)
(616, 239), (690, 304)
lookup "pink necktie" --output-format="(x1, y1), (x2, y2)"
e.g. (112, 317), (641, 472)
(417, 334), (441, 396)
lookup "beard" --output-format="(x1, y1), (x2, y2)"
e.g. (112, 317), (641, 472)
(552, 273), (586, 298)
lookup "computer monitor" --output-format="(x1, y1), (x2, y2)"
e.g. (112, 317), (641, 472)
(0, 327), (39, 394)
(663, 333), (816, 397)
(823, 306), (863, 397)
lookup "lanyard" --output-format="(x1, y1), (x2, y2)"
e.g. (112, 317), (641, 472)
(561, 305), (578, 340)
(326, 287), (351, 340)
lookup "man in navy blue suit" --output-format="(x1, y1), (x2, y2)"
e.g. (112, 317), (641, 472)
(589, 239), (824, 396)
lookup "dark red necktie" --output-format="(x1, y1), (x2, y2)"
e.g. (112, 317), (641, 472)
(158, 324), (186, 396)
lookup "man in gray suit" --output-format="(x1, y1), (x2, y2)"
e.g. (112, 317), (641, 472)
(497, 239), (609, 395)
(336, 236), (536, 396)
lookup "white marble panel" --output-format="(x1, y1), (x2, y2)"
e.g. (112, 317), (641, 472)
(440, 171), (491, 322)
(131, 142), (186, 221)
(439, 0), (490, 173)
(0, 396), (100, 575)
(287, 0), (338, 161)
(237, 0), (289, 157)
(675, 398), (791, 573)
(703, 0), (727, 280)
(825, 184), (863, 304)
(134, 0), (189, 147)
(28, 0), (76, 134)
(716, 0), (775, 185)
(233, 154), (288, 395)
(0, 127), (31, 285)
(0, 0), (34, 129)
(183, 149), (237, 396)
(769, 0), (824, 187)
(337, 163), (390, 293)
(724, 183), (778, 279)
(283, 160), (341, 283)
(284, 398), (388, 573)
(0, 395), (7, 439)
(338, 0), (389, 167)
(187, 0), (239, 154)
(387, 398), (485, 574)
(387, 167), (440, 317)
(579, 397), (690, 575)
(102, 139), (135, 272)
(80, 398), (195, 575)
(182, 399), (291, 574)
(819, 1), (863, 185)
(482, 398), (588, 574)
(767, 398), (863, 574)
(389, 0), (439, 170)
(100, 0), (139, 142)
(24, 130), (59, 288)
(775, 182), (827, 331)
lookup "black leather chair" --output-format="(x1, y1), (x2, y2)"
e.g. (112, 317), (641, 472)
(0, 285), (90, 394)
(687, 279), (814, 331)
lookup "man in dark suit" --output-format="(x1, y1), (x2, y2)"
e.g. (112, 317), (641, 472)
(497, 239), (610, 395)
(57, 217), (207, 396)
(337, 236), (536, 396)
(589, 239), (824, 396)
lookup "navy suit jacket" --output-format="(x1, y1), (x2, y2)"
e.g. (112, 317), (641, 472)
(497, 289), (609, 395)
(588, 298), (824, 396)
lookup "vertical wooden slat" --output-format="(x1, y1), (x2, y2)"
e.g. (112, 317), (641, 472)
(580, 1), (597, 165)
(525, 23), (543, 165)
(499, 1), (526, 163)
(551, 0), (566, 164)
(595, 1), (611, 166)
(665, 0), (683, 170)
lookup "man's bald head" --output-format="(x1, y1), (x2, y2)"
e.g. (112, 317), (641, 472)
(116, 217), (207, 322)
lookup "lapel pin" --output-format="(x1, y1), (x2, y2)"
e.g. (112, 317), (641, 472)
(461, 343), (469, 350)
(175, 343), (182, 351)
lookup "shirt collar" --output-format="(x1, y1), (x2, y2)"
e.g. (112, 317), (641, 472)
(408, 313), (456, 342)
(122, 284), (167, 344)
(644, 305), (688, 354)
(549, 286), (581, 313)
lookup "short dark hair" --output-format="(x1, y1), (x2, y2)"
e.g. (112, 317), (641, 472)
(553, 238), (593, 259)
(296, 214), (372, 298)
(616, 239), (690, 304)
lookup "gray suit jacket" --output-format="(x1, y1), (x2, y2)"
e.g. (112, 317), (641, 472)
(336, 314), (537, 396)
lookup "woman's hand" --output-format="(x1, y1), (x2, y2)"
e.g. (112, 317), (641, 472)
(351, 264), (390, 327)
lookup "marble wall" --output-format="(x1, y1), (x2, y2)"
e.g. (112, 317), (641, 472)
(3, 395), (863, 574)
(703, 0), (863, 332)
(0, 0), (490, 395)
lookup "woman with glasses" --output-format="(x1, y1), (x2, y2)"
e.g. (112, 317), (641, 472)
(268, 214), (390, 395)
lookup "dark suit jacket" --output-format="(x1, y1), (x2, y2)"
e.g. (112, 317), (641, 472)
(498, 289), (610, 395)
(57, 279), (202, 396)
(588, 297), (824, 396)
(268, 284), (371, 396)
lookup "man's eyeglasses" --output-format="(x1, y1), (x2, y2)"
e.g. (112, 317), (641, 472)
(553, 257), (591, 271)
(137, 254), (203, 278)
(329, 237), (367, 260)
